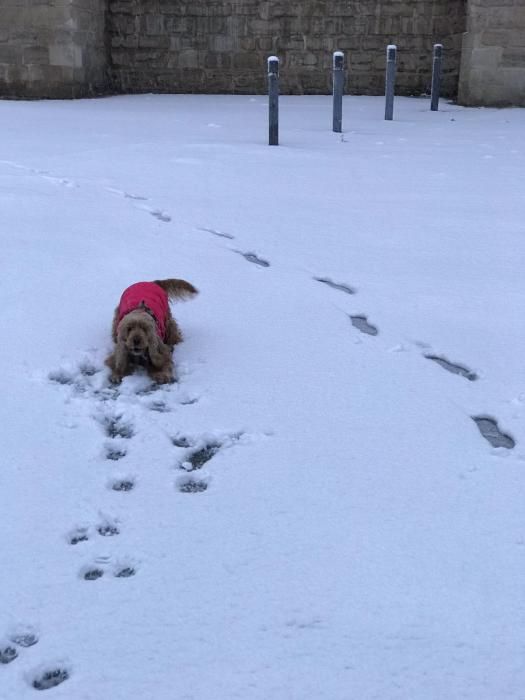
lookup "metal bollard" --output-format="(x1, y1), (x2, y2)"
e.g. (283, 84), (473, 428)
(384, 44), (397, 121)
(267, 56), (279, 146)
(430, 43), (443, 111)
(332, 51), (344, 133)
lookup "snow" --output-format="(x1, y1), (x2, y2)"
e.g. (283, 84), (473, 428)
(0, 94), (524, 699)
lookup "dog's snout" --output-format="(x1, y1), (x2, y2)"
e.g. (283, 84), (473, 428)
(126, 332), (144, 355)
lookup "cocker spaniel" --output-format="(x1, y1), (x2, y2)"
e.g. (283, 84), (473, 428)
(105, 278), (198, 384)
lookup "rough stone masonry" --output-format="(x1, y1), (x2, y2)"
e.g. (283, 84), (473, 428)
(459, 0), (525, 106)
(0, 0), (523, 105)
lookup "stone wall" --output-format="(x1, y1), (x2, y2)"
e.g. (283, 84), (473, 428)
(3, 0), (524, 105)
(108, 0), (465, 97)
(458, 0), (525, 106)
(0, 0), (108, 99)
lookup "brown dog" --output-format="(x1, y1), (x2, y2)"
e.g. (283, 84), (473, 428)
(105, 278), (198, 384)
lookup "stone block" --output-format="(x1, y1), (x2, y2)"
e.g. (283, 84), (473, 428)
(336, 36), (362, 51)
(278, 34), (308, 51)
(121, 36), (139, 49)
(210, 35), (240, 52)
(203, 52), (218, 69)
(248, 18), (274, 35)
(178, 49), (201, 69)
(182, 34), (208, 50)
(163, 16), (185, 33)
(26, 63), (47, 81)
(240, 36), (255, 50)
(207, 16), (226, 33)
(143, 14), (164, 36)
(0, 45), (21, 62)
(302, 51), (318, 66)
(233, 51), (260, 69)
(471, 45), (503, 69)
(110, 2), (135, 13)
(255, 36), (274, 52)
(502, 47), (525, 67)
(23, 45), (49, 64)
(139, 34), (169, 49)
(112, 15), (137, 34)
(267, 1), (300, 19)
(49, 43), (83, 68)
(475, 0), (518, 7)
(350, 53), (373, 68)
(478, 30), (507, 47)
(328, 1), (363, 17)
(343, 16), (368, 34)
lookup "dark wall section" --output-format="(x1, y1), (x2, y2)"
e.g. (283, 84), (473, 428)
(108, 1), (466, 97)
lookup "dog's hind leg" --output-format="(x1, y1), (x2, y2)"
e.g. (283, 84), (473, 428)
(165, 317), (183, 347)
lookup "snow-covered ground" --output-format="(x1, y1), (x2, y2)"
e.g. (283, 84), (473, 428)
(0, 94), (524, 699)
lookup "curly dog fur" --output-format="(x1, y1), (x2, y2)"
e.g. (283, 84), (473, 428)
(105, 278), (198, 384)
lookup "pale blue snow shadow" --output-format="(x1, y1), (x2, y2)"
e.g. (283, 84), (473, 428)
(472, 416), (515, 449)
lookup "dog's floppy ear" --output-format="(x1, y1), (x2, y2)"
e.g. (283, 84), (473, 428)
(145, 323), (161, 354)
(145, 324), (169, 368)
(116, 318), (127, 342)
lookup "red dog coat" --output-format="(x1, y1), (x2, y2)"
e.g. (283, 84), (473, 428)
(117, 282), (169, 340)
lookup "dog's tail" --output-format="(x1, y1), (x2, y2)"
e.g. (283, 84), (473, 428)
(153, 278), (198, 301)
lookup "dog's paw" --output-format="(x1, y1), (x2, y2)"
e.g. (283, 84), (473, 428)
(150, 371), (174, 385)
(109, 373), (123, 385)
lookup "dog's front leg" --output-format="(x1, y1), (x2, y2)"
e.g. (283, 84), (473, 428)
(148, 340), (174, 384)
(149, 361), (174, 385)
(105, 341), (129, 384)
(148, 338), (169, 368)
